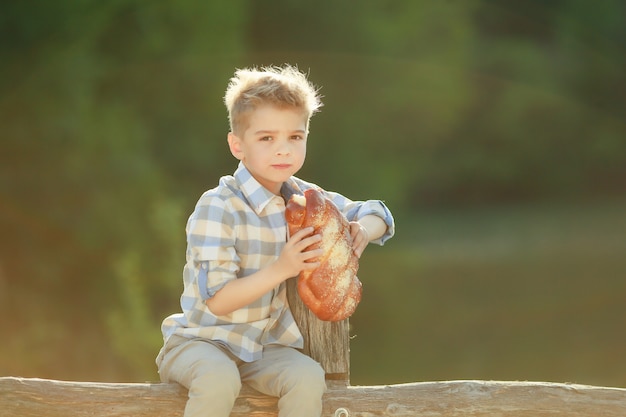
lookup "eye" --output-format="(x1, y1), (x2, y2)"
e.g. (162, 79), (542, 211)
(259, 136), (273, 142)
(290, 134), (304, 140)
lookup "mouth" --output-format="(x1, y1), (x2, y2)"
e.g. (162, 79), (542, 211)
(272, 163), (292, 170)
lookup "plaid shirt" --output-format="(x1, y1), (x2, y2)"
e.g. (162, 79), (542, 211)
(158, 162), (395, 363)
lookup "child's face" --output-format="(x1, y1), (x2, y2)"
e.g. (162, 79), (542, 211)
(228, 104), (308, 195)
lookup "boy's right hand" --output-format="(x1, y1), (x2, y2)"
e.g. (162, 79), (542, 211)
(276, 227), (322, 279)
(205, 227), (322, 316)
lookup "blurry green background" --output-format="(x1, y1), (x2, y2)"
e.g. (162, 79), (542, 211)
(1, 1), (624, 387)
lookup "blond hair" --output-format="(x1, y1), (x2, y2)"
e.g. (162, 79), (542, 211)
(224, 65), (322, 136)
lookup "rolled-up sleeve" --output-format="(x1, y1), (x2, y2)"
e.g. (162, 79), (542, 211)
(351, 199), (395, 245)
(186, 196), (240, 300)
(323, 190), (395, 246)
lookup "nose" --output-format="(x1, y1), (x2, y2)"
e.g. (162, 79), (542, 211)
(275, 140), (291, 156)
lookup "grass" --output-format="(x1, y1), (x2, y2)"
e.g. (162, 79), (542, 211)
(350, 198), (626, 388)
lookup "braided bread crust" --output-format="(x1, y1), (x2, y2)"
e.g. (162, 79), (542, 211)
(285, 188), (362, 321)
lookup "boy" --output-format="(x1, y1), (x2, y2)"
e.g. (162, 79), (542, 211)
(156, 65), (395, 417)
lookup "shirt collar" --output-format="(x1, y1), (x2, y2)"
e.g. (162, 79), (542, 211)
(234, 162), (283, 214)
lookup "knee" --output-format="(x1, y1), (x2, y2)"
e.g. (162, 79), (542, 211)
(284, 359), (326, 395)
(307, 361), (327, 393)
(189, 358), (242, 398)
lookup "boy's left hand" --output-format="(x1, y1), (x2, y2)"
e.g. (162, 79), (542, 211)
(349, 221), (370, 258)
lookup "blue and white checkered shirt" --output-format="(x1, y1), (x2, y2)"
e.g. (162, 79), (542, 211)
(158, 162), (395, 363)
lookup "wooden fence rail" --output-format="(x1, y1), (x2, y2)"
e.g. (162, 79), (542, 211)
(2, 376), (626, 417)
(3, 282), (625, 416)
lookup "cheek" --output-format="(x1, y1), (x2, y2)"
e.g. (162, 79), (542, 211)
(296, 142), (307, 158)
(248, 143), (271, 159)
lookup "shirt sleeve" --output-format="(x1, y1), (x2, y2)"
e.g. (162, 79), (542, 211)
(322, 189), (396, 246)
(186, 194), (240, 300)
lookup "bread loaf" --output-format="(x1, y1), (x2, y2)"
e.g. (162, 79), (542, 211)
(285, 188), (361, 321)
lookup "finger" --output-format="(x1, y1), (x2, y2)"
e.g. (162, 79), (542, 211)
(301, 260), (321, 270)
(351, 231), (363, 248)
(299, 233), (321, 249)
(349, 222), (361, 239)
(353, 237), (367, 258)
(290, 226), (315, 242)
(302, 248), (321, 260)
(302, 248), (323, 262)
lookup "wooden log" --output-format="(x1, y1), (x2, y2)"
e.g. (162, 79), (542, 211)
(2, 377), (626, 417)
(286, 276), (350, 380)
(5, 279), (625, 416)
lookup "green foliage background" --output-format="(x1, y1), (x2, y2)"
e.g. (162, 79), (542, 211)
(1, 1), (624, 385)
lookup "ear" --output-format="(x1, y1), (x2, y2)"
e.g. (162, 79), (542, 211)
(227, 132), (244, 160)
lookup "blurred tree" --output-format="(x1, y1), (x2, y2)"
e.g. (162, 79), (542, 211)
(245, 0), (625, 209)
(0, 0), (248, 380)
(1, 0), (624, 382)
(246, 0), (479, 209)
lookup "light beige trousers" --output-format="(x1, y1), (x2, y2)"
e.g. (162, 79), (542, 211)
(158, 337), (326, 417)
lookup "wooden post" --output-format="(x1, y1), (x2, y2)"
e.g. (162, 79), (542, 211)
(286, 277), (351, 382)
